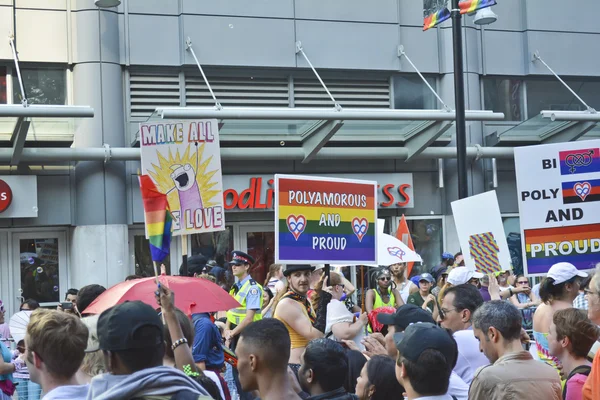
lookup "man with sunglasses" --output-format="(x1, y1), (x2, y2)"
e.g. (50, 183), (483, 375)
(439, 284), (489, 385)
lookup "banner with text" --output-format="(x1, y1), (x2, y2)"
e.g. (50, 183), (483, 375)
(514, 139), (600, 276)
(451, 191), (512, 274)
(274, 174), (378, 264)
(140, 119), (225, 236)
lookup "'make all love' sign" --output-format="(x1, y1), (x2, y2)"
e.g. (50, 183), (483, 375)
(274, 174), (378, 265)
(514, 139), (600, 276)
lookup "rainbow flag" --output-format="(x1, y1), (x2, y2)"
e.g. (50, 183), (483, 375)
(459, 0), (497, 14)
(524, 223), (600, 275)
(275, 175), (377, 264)
(423, 1), (451, 31)
(139, 175), (173, 262)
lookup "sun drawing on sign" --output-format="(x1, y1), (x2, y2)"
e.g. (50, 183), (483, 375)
(148, 143), (220, 216)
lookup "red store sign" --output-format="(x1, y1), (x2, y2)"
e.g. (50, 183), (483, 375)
(222, 173), (414, 211)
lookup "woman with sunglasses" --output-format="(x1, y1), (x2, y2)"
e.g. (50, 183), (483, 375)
(365, 268), (404, 314)
(509, 275), (540, 330)
(324, 272), (369, 350)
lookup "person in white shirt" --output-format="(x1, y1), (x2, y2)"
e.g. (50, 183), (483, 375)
(324, 272), (369, 350)
(438, 284), (489, 384)
(25, 309), (89, 400)
(394, 322), (457, 400)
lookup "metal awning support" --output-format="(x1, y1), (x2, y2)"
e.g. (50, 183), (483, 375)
(540, 120), (597, 143)
(156, 106), (504, 121)
(10, 117), (30, 165)
(404, 121), (453, 161)
(533, 52), (596, 113)
(301, 120), (344, 163)
(541, 110), (600, 122)
(296, 41), (342, 111)
(185, 37), (222, 110)
(398, 45), (451, 112)
(9, 34), (27, 106)
(0, 105), (94, 117)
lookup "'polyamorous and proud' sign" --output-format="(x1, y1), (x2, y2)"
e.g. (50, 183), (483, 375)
(514, 139), (600, 276)
(274, 174), (378, 264)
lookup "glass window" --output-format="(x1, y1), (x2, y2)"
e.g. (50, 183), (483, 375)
(0, 67), (6, 104)
(244, 231), (274, 285)
(526, 79), (600, 118)
(405, 218), (444, 277)
(133, 235), (172, 277)
(483, 77), (524, 121)
(19, 238), (60, 303)
(13, 68), (66, 105)
(190, 227), (234, 268)
(393, 75), (438, 109)
(502, 217), (524, 276)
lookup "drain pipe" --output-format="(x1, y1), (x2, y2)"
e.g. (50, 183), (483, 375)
(0, 146), (515, 163)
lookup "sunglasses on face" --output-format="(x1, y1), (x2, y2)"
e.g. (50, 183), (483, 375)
(517, 280), (529, 285)
(379, 277), (391, 281)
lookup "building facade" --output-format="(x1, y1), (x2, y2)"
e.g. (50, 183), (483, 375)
(0, 0), (599, 314)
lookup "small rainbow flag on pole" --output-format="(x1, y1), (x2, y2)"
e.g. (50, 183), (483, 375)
(423, 0), (450, 31)
(459, 0), (497, 14)
(139, 175), (173, 262)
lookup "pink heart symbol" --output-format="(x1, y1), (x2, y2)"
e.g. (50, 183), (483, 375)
(387, 247), (406, 260)
(352, 218), (369, 242)
(574, 182), (591, 201)
(287, 215), (306, 241)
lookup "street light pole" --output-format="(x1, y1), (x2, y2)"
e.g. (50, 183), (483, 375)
(451, 0), (469, 199)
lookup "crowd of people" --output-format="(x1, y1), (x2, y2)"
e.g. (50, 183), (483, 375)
(0, 249), (600, 400)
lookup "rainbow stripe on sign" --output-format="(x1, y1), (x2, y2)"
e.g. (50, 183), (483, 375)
(424, 7), (451, 31)
(469, 232), (501, 274)
(524, 223), (600, 275)
(559, 148), (600, 175)
(276, 176), (377, 264)
(459, 0), (497, 14)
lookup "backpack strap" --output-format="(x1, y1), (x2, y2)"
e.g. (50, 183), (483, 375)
(563, 365), (592, 399)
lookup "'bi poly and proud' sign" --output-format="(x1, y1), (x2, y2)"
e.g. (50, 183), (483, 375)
(274, 175), (377, 264)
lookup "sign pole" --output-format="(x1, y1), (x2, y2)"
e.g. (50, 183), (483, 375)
(451, 0), (469, 199)
(181, 236), (188, 276)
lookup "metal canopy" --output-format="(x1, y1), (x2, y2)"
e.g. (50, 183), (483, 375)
(487, 110), (600, 146)
(0, 105), (95, 165)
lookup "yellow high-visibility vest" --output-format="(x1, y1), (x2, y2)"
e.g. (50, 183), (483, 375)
(226, 278), (263, 325)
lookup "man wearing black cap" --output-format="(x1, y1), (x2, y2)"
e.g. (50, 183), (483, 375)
(274, 264), (325, 376)
(394, 322), (458, 400)
(86, 301), (210, 400)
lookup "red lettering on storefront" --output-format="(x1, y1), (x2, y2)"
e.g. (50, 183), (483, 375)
(222, 178), (412, 209)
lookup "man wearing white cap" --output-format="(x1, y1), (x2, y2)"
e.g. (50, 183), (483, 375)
(447, 267), (484, 287)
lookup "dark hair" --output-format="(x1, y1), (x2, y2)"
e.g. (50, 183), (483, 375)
(20, 298), (40, 310)
(303, 339), (347, 392)
(364, 355), (404, 400)
(65, 288), (79, 300)
(553, 308), (600, 358)
(454, 252), (462, 259)
(472, 300), (522, 341)
(400, 350), (451, 396)
(579, 275), (592, 291)
(77, 284), (106, 314)
(239, 319), (291, 371)
(539, 276), (578, 303)
(444, 284), (484, 318)
(112, 325), (165, 372)
(344, 350), (367, 394)
(124, 275), (144, 281)
(263, 287), (274, 303)
(163, 308), (195, 359)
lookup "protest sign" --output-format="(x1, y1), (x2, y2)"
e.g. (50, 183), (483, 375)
(451, 191), (512, 274)
(140, 119), (225, 236)
(514, 139), (600, 276)
(274, 174), (377, 264)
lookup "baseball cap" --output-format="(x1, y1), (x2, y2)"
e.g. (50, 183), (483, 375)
(447, 267), (484, 285)
(97, 301), (163, 352)
(432, 267), (449, 281)
(394, 322), (457, 365)
(548, 262), (588, 285)
(81, 315), (100, 353)
(418, 273), (435, 284)
(377, 304), (435, 331)
(442, 252), (454, 260)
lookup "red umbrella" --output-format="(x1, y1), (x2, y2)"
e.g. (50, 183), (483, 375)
(83, 274), (241, 316)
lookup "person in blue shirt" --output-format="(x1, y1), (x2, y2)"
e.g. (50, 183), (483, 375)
(192, 313), (225, 371)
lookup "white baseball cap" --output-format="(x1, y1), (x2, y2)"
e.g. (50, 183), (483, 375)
(447, 267), (484, 286)
(547, 262), (588, 285)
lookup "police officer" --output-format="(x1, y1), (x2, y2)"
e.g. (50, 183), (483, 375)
(225, 251), (263, 345)
(224, 251), (263, 400)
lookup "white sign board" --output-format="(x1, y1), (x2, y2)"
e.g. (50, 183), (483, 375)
(514, 139), (600, 276)
(140, 120), (225, 236)
(451, 191), (512, 274)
